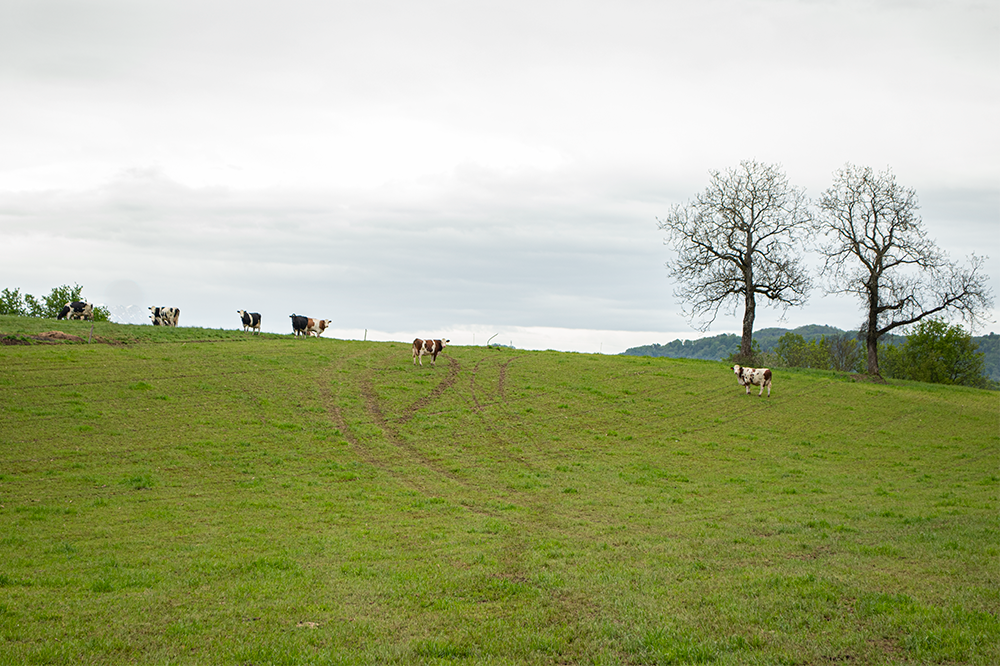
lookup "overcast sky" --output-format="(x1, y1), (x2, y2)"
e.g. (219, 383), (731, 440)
(1, 0), (997, 353)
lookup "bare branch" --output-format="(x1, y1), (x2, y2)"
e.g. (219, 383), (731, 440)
(659, 160), (812, 356)
(814, 164), (994, 375)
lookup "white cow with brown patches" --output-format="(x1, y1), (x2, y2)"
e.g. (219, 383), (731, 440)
(733, 364), (772, 397)
(412, 338), (448, 366)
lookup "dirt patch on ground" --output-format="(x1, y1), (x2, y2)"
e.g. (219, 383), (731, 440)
(0, 330), (114, 345)
(35, 331), (86, 342)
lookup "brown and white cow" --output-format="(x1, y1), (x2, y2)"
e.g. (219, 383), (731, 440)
(412, 338), (449, 366)
(305, 318), (331, 337)
(289, 314), (330, 337)
(733, 364), (771, 397)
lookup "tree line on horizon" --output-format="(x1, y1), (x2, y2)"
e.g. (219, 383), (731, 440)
(657, 161), (993, 380)
(622, 324), (998, 389)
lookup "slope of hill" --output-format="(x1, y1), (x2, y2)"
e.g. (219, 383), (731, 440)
(1, 316), (998, 665)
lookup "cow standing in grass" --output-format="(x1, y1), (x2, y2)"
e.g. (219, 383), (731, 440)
(150, 306), (180, 327)
(733, 364), (772, 397)
(237, 310), (262, 334)
(412, 338), (448, 366)
(290, 314), (330, 337)
(57, 301), (93, 320)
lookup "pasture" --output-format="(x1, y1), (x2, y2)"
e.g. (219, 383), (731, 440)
(0, 316), (997, 664)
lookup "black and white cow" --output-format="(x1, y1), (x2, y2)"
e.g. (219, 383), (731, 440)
(57, 301), (93, 320)
(733, 364), (772, 397)
(237, 310), (262, 334)
(149, 306), (180, 327)
(412, 338), (449, 366)
(290, 314), (308, 336)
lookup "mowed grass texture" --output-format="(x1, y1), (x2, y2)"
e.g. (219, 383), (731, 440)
(0, 320), (998, 665)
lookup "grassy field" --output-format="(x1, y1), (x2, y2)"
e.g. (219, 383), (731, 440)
(1, 315), (998, 665)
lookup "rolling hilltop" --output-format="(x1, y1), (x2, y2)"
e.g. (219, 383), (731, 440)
(623, 324), (1000, 381)
(1, 315), (998, 665)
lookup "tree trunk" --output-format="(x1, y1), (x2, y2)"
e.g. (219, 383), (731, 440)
(741, 290), (756, 359)
(866, 334), (880, 376)
(865, 283), (881, 375)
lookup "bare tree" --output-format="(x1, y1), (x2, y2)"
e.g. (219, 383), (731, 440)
(658, 160), (812, 359)
(815, 164), (993, 376)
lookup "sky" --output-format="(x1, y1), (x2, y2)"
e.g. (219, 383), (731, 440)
(1, 0), (997, 353)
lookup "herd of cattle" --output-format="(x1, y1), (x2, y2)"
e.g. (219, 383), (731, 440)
(51, 301), (772, 394)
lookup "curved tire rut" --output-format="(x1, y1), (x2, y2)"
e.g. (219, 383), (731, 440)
(322, 354), (466, 488)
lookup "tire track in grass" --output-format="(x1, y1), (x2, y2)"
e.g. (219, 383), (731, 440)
(465, 356), (541, 471)
(322, 352), (469, 489)
(393, 353), (462, 425)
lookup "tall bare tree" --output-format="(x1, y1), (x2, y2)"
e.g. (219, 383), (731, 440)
(815, 164), (993, 376)
(658, 160), (812, 359)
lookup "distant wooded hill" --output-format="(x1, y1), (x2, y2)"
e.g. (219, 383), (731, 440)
(622, 325), (1000, 381)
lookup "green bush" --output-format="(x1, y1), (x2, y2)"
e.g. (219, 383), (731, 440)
(881, 319), (990, 388)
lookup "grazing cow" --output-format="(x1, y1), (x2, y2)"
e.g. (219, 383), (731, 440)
(149, 306), (180, 327)
(733, 364), (772, 397)
(412, 338), (449, 366)
(237, 310), (262, 334)
(57, 301), (93, 320)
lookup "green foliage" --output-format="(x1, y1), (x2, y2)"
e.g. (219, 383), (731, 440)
(627, 333), (741, 360)
(827, 332), (862, 372)
(42, 283), (84, 318)
(881, 319), (990, 388)
(773, 332), (829, 369)
(727, 338), (762, 367)
(0, 288), (27, 316)
(0, 284), (108, 320)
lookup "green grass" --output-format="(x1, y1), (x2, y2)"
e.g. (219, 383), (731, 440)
(1, 315), (998, 664)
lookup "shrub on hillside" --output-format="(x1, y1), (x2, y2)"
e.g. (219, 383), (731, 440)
(881, 320), (991, 388)
(0, 284), (110, 321)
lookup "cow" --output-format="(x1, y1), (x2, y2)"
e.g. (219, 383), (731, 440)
(733, 364), (772, 397)
(290, 314), (329, 337)
(237, 310), (262, 334)
(290, 314), (308, 336)
(305, 318), (331, 337)
(412, 338), (449, 366)
(149, 306), (180, 327)
(57, 301), (93, 320)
